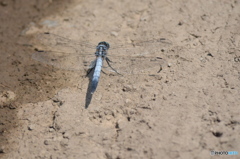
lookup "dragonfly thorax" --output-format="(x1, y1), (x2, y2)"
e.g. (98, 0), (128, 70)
(95, 41), (110, 57)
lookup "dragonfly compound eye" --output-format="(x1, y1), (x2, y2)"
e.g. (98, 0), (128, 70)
(98, 41), (110, 49)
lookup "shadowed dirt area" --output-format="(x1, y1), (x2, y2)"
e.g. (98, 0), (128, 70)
(0, 0), (239, 158)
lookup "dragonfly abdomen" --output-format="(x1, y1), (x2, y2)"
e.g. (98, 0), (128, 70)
(91, 57), (103, 94)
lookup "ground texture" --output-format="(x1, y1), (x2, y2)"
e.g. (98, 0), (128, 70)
(0, 0), (239, 159)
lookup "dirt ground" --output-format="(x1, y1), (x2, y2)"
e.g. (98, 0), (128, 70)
(0, 0), (239, 159)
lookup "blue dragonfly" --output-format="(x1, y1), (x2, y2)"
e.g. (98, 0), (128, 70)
(32, 32), (171, 94)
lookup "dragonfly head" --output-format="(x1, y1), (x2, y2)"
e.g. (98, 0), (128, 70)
(98, 41), (110, 50)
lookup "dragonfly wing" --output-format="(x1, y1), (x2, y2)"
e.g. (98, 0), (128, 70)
(103, 38), (170, 75)
(32, 50), (96, 71)
(110, 38), (172, 56)
(34, 32), (96, 53)
(103, 56), (167, 75)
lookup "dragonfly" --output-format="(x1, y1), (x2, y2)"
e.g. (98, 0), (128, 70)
(32, 32), (171, 94)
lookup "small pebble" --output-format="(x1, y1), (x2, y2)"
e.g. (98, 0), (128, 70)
(125, 98), (131, 104)
(178, 21), (183, 25)
(163, 96), (167, 100)
(41, 20), (59, 27)
(0, 147), (5, 153)
(44, 140), (49, 145)
(63, 132), (71, 139)
(0, 1), (7, 6)
(122, 85), (132, 92)
(28, 124), (35, 131)
(60, 138), (69, 147)
(49, 128), (55, 132)
(111, 31), (118, 37)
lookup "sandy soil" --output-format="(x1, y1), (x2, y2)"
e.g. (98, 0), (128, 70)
(0, 0), (239, 158)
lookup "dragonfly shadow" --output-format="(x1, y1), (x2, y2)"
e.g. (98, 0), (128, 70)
(84, 68), (94, 109)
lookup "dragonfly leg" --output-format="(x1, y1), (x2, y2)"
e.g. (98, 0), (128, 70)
(105, 57), (122, 75)
(106, 57), (113, 62)
(101, 70), (108, 75)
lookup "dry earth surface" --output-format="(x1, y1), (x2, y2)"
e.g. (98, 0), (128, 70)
(0, 0), (239, 159)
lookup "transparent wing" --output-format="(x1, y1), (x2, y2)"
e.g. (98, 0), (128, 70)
(32, 49), (167, 74)
(34, 32), (172, 56)
(33, 32), (96, 54)
(112, 38), (172, 48)
(102, 56), (167, 75)
(32, 32), (97, 71)
(102, 39), (171, 75)
(32, 32), (171, 73)
(32, 50), (96, 71)
(110, 38), (172, 56)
